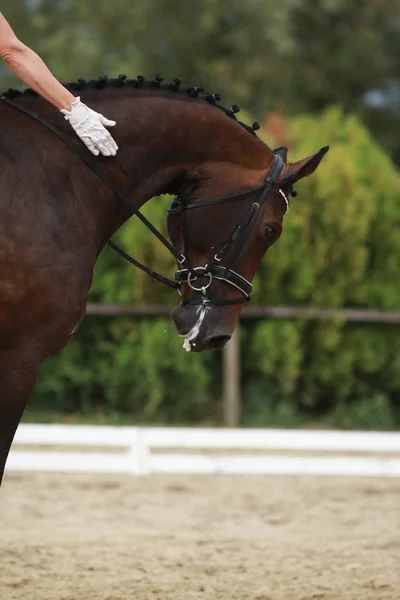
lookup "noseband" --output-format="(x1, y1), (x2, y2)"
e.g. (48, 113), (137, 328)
(2, 96), (290, 308)
(169, 154), (289, 306)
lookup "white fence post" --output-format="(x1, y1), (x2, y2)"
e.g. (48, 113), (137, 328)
(129, 428), (150, 475)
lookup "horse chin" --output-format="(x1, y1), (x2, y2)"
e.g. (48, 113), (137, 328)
(172, 304), (232, 352)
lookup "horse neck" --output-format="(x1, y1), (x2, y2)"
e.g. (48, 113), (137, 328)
(85, 91), (272, 233)
(9, 89), (271, 249)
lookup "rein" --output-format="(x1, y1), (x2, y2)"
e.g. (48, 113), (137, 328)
(1, 96), (288, 306)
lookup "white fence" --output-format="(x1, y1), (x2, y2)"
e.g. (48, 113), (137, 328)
(7, 424), (400, 477)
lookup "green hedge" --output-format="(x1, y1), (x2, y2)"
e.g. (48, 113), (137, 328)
(30, 107), (400, 429)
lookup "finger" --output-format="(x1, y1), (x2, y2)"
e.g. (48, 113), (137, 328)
(109, 137), (118, 153)
(97, 140), (112, 156)
(102, 143), (116, 156)
(107, 134), (118, 153)
(100, 132), (117, 156)
(84, 138), (99, 156)
(105, 139), (117, 156)
(99, 114), (116, 128)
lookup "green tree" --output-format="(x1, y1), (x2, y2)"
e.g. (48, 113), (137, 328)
(242, 107), (400, 427)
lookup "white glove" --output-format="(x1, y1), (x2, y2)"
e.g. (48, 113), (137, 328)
(60, 97), (118, 157)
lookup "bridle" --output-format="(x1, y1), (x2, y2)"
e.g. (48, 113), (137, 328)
(168, 154), (289, 306)
(1, 96), (290, 307)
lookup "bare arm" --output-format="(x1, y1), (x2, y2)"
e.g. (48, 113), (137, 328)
(0, 12), (75, 110)
(0, 13), (118, 156)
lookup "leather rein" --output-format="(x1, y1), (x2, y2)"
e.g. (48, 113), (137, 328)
(1, 96), (289, 306)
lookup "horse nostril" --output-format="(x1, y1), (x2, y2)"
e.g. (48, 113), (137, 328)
(206, 335), (231, 350)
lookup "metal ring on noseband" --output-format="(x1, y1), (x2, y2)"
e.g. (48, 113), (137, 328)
(187, 268), (213, 296)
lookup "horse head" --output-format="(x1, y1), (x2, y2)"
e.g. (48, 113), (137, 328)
(167, 141), (328, 351)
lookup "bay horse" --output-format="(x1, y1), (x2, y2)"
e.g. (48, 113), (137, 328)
(0, 74), (328, 484)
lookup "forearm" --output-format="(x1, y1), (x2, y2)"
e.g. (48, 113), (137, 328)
(0, 12), (117, 156)
(2, 43), (75, 110)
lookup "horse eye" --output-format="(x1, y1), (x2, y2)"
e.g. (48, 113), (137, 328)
(265, 225), (277, 240)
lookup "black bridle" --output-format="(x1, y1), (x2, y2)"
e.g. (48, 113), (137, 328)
(1, 96), (289, 306)
(168, 154), (288, 306)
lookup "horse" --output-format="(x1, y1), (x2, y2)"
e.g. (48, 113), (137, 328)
(0, 74), (328, 484)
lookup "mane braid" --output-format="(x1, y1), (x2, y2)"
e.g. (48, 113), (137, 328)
(1, 74), (258, 137)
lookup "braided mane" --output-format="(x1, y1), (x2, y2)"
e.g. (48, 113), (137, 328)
(2, 73), (260, 137)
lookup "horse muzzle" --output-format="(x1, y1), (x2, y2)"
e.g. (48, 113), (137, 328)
(172, 304), (232, 352)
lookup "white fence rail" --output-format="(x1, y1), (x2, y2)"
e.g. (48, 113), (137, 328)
(7, 424), (400, 477)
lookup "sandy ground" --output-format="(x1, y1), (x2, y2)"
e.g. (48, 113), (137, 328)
(1, 472), (400, 600)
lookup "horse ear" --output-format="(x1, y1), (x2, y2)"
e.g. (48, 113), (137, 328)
(284, 146), (329, 184)
(273, 146), (288, 162)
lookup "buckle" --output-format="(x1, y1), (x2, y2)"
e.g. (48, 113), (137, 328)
(176, 254), (187, 265)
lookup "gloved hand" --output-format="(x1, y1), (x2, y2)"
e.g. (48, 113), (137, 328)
(60, 97), (118, 157)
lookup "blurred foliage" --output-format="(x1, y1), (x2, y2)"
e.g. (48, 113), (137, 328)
(28, 107), (400, 429)
(241, 108), (400, 428)
(2, 0), (400, 161)
(33, 316), (218, 424)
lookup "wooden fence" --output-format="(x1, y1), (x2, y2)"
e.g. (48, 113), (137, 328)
(86, 303), (400, 427)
